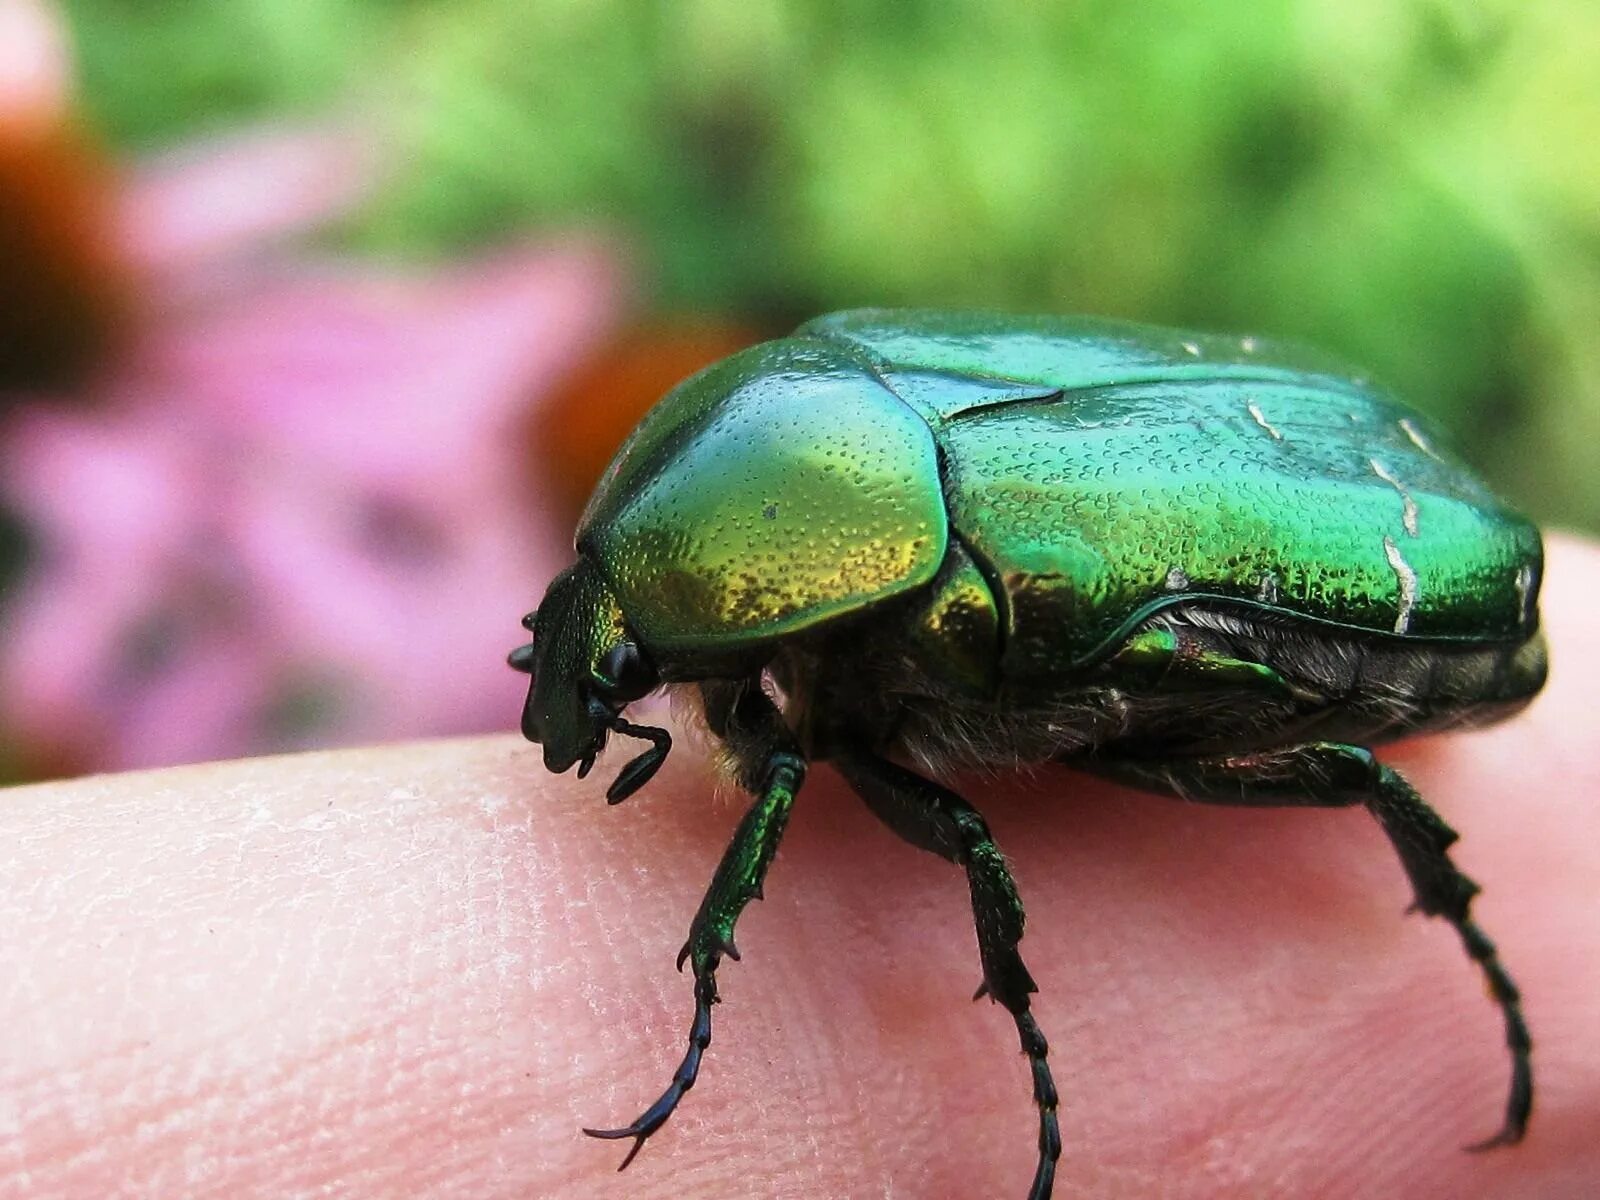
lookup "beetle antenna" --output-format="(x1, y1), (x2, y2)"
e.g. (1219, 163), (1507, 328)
(605, 718), (672, 804)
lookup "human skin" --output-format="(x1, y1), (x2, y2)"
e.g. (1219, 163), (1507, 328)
(2, 537), (1597, 1200)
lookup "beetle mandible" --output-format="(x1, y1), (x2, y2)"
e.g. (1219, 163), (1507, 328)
(510, 310), (1544, 1199)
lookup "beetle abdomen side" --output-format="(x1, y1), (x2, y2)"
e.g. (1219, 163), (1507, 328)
(1118, 604), (1548, 752)
(849, 603), (1547, 777)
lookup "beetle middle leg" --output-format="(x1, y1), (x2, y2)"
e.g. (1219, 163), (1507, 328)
(1095, 741), (1531, 1149)
(835, 747), (1061, 1200)
(585, 680), (805, 1168)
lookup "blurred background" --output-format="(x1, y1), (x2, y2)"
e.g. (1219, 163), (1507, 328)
(1, 0), (1595, 783)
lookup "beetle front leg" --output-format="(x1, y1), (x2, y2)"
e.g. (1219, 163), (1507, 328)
(835, 748), (1060, 1200)
(1097, 741), (1532, 1150)
(585, 681), (805, 1170)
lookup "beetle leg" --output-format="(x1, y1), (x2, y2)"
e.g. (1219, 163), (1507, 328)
(1105, 627), (1306, 699)
(835, 748), (1060, 1200)
(585, 682), (805, 1170)
(1095, 741), (1531, 1150)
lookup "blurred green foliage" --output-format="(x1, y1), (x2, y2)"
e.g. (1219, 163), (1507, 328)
(60, 0), (1600, 531)
(60, 0), (386, 143)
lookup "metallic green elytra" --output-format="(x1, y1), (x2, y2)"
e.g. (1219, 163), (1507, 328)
(511, 310), (1545, 1200)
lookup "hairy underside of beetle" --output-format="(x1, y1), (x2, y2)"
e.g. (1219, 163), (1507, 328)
(767, 602), (1548, 781)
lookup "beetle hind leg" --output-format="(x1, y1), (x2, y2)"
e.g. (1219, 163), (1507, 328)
(836, 748), (1061, 1200)
(1365, 761), (1531, 1150)
(1097, 741), (1532, 1149)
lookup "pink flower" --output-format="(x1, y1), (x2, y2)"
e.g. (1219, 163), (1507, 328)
(1, 240), (626, 770)
(0, 4), (630, 771)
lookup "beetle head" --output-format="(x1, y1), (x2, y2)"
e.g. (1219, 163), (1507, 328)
(509, 559), (671, 803)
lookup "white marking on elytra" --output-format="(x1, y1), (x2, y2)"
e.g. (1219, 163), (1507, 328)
(1246, 399), (1283, 440)
(1399, 417), (1441, 460)
(1369, 458), (1419, 536)
(1181, 340), (1202, 357)
(1240, 336), (1258, 354)
(1516, 562), (1535, 625)
(1164, 566), (1191, 590)
(1384, 535), (1418, 634)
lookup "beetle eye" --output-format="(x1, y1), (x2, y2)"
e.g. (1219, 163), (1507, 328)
(596, 642), (655, 702)
(521, 611), (538, 634)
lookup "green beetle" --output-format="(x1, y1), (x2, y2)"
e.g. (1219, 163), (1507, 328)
(510, 310), (1544, 1199)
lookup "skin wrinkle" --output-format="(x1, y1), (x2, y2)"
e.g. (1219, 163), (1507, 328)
(0, 540), (1596, 1197)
